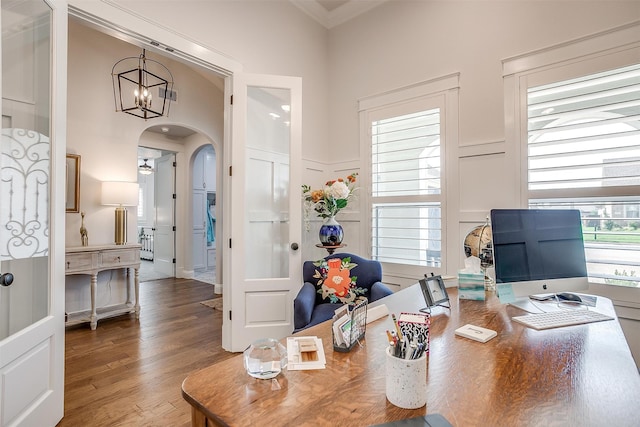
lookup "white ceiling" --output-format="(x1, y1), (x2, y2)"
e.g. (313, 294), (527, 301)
(290, 0), (388, 29)
(145, 124), (196, 139)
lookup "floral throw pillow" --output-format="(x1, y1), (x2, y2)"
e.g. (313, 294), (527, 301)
(311, 257), (368, 304)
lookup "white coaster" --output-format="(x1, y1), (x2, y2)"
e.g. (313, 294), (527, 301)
(454, 324), (497, 343)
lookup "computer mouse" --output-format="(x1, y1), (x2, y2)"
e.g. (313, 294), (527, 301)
(556, 292), (582, 303)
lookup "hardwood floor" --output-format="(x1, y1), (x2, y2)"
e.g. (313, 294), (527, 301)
(58, 278), (233, 427)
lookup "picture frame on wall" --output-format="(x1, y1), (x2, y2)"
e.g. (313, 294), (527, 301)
(66, 154), (80, 213)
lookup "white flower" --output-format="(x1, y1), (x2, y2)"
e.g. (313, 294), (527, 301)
(325, 181), (349, 199)
(302, 173), (358, 220)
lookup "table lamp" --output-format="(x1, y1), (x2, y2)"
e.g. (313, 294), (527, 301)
(101, 181), (139, 245)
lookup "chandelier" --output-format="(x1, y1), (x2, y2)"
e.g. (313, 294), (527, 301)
(112, 49), (174, 120)
(138, 159), (153, 175)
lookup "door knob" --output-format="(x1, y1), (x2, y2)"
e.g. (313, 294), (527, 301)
(290, 243), (299, 251)
(0, 272), (14, 287)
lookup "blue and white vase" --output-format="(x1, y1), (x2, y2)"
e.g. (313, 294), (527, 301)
(319, 216), (344, 246)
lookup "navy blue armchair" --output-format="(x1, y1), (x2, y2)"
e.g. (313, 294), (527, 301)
(293, 253), (393, 332)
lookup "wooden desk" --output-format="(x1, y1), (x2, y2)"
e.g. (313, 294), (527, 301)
(182, 286), (640, 426)
(65, 244), (141, 330)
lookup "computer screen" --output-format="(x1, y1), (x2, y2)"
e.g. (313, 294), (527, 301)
(490, 209), (589, 297)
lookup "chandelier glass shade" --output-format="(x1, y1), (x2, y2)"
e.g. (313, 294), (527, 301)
(139, 158), (153, 175)
(112, 49), (174, 120)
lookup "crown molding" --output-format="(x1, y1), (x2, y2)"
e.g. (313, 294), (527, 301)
(290, 0), (388, 29)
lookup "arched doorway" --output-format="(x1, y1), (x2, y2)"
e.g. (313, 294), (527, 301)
(192, 144), (219, 289)
(136, 126), (223, 290)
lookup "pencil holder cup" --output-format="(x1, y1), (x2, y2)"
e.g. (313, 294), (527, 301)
(385, 346), (427, 409)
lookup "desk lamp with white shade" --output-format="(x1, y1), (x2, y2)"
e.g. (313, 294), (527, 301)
(101, 181), (139, 245)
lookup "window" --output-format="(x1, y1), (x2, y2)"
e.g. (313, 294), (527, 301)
(526, 64), (640, 287)
(371, 108), (442, 267)
(359, 75), (458, 274)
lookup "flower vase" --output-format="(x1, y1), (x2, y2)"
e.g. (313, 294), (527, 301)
(319, 216), (344, 246)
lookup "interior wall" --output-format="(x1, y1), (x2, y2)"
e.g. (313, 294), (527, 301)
(66, 0), (332, 290)
(326, 1), (640, 366)
(327, 1), (640, 272)
(328, 1), (639, 159)
(116, 0), (331, 163)
(66, 19), (224, 247)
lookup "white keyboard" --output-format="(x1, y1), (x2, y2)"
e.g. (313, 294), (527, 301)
(512, 309), (614, 330)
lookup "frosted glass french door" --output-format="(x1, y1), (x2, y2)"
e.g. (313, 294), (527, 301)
(227, 74), (302, 352)
(0, 0), (66, 425)
(0, 0), (52, 341)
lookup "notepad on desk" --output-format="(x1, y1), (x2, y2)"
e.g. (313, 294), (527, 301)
(287, 336), (326, 370)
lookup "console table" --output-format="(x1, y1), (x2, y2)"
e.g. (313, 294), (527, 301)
(182, 286), (640, 426)
(65, 244), (141, 330)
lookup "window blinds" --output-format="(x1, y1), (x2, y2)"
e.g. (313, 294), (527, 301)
(371, 108), (442, 267)
(372, 109), (441, 197)
(527, 63), (640, 286)
(527, 64), (640, 191)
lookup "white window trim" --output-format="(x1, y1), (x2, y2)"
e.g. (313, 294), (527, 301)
(503, 20), (640, 308)
(359, 74), (460, 283)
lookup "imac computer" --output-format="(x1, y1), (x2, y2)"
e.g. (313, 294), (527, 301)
(490, 209), (589, 310)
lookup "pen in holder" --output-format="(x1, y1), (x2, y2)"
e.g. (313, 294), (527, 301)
(332, 298), (368, 352)
(385, 346), (427, 409)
